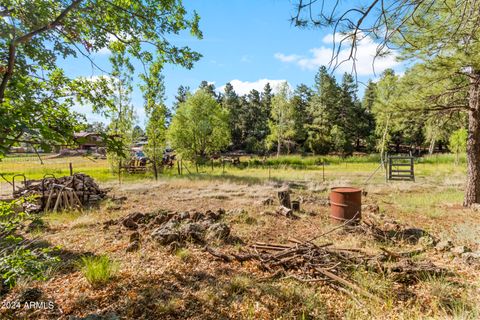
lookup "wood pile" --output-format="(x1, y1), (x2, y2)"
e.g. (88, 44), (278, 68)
(206, 223), (445, 301)
(13, 173), (107, 212)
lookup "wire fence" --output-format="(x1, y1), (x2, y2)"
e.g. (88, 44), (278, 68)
(0, 153), (392, 199)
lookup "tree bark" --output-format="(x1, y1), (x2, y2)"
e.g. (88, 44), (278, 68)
(464, 71), (480, 206)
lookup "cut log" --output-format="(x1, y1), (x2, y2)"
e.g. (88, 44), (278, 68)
(277, 190), (291, 208)
(276, 205), (293, 218)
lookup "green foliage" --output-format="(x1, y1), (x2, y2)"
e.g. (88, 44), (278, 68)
(0, 0), (202, 157)
(449, 128), (468, 164)
(168, 89), (230, 161)
(0, 199), (59, 288)
(106, 51), (136, 169)
(221, 82), (271, 153)
(143, 67), (168, 167)
(78, 255), (118, 286)
(267, 82), (297, 155)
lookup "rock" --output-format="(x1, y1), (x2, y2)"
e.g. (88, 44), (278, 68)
(361, 204), (380, 214)
(461, 251), (480, 264)
(151, 225), (182, 245)
(450, 245), (471, 255)
(190, 211), (204, 221)
(435, 240), (453, 252)
(129, 231), (140, 243)
(152, 214), (169, 225)
(217, 208), (226, 216)
(205, 210), (220, 221)
(398, 228), (426, 244)
(207, 222), (231, 240)
(181, 223), (206, 242)
(167, 241), (184, 253)
(127, 212), (145, 222)
(179, 211), (190, 220)
(470, 203), (480, 212)
(167, 212), (178, 222)
(126, 241), (140, 252)
(122, 218), (138, 230)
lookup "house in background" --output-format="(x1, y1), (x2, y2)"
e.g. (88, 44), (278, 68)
(73, 132), (105, 151)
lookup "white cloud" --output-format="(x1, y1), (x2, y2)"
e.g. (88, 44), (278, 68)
(95, 47), (111, 55)
(219, 79), (289, 96)
(273, 53), (302, 63)
(274, 33), (399, 76)
(321, 34), (335, 44)
(240, 55), (252, 63)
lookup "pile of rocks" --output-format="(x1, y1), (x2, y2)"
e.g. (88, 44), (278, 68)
(104, 208), (239, 252)
(435, 240), (480, 264)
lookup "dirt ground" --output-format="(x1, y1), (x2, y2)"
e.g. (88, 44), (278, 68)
(1, 176), (479, 319)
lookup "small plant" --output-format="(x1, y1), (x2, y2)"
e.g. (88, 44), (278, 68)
(227, 275), (252, 295)
(175, 248), (192, 262)
(78, 255), (118, 286)
(0, 199), (59, 288)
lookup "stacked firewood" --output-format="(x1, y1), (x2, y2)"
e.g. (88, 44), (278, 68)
(13, 173), (107, 212)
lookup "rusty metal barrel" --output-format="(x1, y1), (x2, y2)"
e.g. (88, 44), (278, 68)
(329, 187), (362, 224)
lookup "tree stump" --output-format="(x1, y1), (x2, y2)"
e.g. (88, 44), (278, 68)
(277, 190), (291, 208)
(291, 200), (301, 212)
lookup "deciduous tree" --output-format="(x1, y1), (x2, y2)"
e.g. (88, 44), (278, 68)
(168, 89), (230, 162)
(0, 0), (201, 157)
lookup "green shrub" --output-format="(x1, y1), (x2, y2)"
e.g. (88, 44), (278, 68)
(78, 255), (118, 286)
(0, 199), (59, 288)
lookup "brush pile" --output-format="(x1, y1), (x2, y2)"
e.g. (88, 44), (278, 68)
(13, 173), (107, 212)
(206, 224), (446, 300)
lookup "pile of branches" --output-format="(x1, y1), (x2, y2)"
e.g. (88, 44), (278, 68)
(207, 236), (445, 301)
(13, 173), (107, 212)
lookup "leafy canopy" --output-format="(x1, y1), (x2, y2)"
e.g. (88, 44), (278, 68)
(0, 0), (202, 157)
(168, 89), (230, 161)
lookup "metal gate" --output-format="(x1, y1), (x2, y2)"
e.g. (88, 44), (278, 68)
(386, 154), (415, 181)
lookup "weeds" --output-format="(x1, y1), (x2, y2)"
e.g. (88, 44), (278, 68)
(174, 248), (192, 262)
(227, 275), (252, 295)
(78, 255), (118, 286)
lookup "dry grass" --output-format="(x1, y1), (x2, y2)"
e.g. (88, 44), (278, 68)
(1, 160), (479, 319)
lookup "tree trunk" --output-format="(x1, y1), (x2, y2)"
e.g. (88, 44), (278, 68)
(464, 71), (480, 206)
(277, 138), (281, 157)
(428, 137), (435, 155)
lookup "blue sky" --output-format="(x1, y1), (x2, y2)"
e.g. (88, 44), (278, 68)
(65, 0), (403, 127)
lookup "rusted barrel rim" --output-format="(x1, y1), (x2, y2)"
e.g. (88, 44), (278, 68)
(330, 187), (362, 193)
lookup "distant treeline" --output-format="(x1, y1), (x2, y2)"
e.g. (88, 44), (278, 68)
(171, 65), (464, 158)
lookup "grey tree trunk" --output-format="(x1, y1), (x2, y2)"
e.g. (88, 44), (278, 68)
(464, 71), (480, 206)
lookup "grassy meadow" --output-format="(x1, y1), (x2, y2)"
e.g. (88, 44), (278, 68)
(2, 152), (479, 319)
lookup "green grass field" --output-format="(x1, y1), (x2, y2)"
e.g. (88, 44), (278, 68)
(0, 153), (466, 184)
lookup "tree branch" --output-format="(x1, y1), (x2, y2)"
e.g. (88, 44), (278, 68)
(0, 0), (83, 103)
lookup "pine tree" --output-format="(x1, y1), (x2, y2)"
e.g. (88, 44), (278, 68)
(222, 83), (242, 150)
(306, 66), (339, 154)
(173, 85), (190, 111)
(291, 84), (313, 151)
